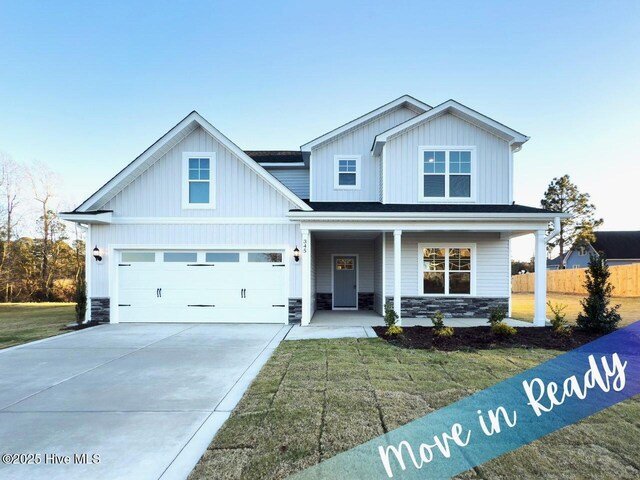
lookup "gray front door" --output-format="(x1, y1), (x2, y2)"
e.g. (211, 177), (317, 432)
(333, 256), (357, 308)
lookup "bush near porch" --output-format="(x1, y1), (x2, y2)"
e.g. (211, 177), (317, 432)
(511, 293), (640, 327)
(190, 338), (640, 480)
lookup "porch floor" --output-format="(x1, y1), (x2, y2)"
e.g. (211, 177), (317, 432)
(309, 310), (534, 328)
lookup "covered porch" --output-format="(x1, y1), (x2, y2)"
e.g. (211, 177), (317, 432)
(293, 210), (563, 328)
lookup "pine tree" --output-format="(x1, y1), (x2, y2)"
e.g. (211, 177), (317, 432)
(541, 175), (603, 265)
(576, 253), (621, 333)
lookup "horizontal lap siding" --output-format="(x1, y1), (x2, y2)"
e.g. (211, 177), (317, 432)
(384, 232), (509, 297)
(268, 169), (309, 199)
(90, 223), (301, 297)
(311, 107), (419, 202)
(314, 239), (375, 293)
(103, 127), (296, 217)
(385, 113), (510, 204)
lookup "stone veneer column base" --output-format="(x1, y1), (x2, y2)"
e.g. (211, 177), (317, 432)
(385, 296), (509, 318)
(90, 297), (110, 323)
(288, 298), (302, 324)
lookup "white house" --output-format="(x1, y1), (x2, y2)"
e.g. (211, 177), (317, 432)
(61, 96), (565, 327)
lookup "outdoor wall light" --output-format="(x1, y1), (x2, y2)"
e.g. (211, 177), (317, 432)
(93, 246), (103, 262)
(293, 246), (300, 262)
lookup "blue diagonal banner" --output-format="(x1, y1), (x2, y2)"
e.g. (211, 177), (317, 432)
(289, 322), (640, 480)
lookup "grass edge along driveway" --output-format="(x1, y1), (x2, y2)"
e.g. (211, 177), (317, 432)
(0, 303), (75, 350)
(190, 337), (640, 480)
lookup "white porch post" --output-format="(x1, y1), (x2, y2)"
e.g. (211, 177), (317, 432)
(393, 229), (402, 326)
(534, 229), (547, 327)
(301, 229), (311, 326)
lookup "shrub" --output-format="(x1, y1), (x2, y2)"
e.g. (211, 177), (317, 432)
(487, 306), (507, 327)
(74, 272), (87, 325)
(434, 326), (454, 337)
(431, 310), (445, 330)
(547, 301), (572, 335)
(384, 302), (403, 336)
(386, 324), (404, 336)
(491, 322), (516, 336)
(577, 253), (621, 333)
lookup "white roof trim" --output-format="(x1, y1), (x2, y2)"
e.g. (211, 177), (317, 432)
(75, 111), (311, 212)
(300, 95), (431, 151)
(60, 211), (113, 224)
(372, 100), (530, 155)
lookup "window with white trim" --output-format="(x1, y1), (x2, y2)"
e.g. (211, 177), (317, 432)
(182, 152), (216, 209)
(420, 246), (473, 295)
(420, 147), (473, 200)
(334, 155), (361, 189)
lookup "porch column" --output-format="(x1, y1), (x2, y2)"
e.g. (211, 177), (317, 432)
(534, 229), (547, 327)
(394, 229), (402, 325)
(301, 229), (311, 326)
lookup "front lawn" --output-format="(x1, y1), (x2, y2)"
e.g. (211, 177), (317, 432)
(511, 293), (640, 327)
(0, 303), (76, 349)
(190, 338), (640, 479)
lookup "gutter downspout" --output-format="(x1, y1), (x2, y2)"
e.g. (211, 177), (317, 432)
(545, 216), (561, 243)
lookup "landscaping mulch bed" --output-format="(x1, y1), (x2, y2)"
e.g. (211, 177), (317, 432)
(373, 325), (603, 351)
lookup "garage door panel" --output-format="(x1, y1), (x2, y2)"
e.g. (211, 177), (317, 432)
(117, 249), (287, 324)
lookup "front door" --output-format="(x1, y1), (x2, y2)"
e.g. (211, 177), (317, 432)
(333, 256), (357, 309)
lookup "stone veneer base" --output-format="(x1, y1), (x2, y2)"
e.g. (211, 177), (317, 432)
(385, 296), (509, 318)
(316, 293), (375, 311)
(90, 297), (110, 323)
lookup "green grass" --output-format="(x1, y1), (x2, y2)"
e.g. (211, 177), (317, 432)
(0, 303), (76, 349)
(190, 338), (640, 480)
(512, 293), (640, 326)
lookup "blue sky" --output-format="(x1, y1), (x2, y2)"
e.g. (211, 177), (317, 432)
(1, 1), (638, 259)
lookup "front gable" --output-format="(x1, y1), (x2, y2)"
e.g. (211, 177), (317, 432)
(102, 126), (300, 217)
(68, 112), (309, 220)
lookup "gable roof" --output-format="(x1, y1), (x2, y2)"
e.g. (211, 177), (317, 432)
(372, 99), (530, 155)
(74, 111), (311, 212)
(300, 95), (431, 151)
(591, 231), (640, 259)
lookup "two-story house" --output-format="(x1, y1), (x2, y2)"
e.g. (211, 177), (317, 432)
(61, 96), (565, 327)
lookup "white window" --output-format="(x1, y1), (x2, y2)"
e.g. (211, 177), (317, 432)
(419, 244), (474, 295)
(578, 246), (586, 256)
(182, 152), (216, 209)
(334, 155), (361, 189)
(419, 147), (475, 201)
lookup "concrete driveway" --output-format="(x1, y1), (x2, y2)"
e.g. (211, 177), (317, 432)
(0, 323), (289, 480)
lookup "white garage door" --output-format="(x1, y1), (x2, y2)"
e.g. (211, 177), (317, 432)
(116, 250), (288, 323)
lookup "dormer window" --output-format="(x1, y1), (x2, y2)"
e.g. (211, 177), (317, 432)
(578, 246), (587, 256)
(182, 152), (216, 209)
(334, 155), (361, 189)
(419, 147), (475, 201)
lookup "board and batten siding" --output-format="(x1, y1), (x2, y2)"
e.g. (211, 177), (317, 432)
(384, 113), (511, 204)
(102, 126), (298, 217)
(314, 238), (375, 293)
(267, 169), (309, 199)
(384, 232), (510, 297)
(310, 106), (420, 202)
(90, 223), (302, 298)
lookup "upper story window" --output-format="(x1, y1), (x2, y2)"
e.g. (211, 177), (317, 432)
(182, 152), (216, 209)
(334, 155), (361, 190)
(419, 147), (474, 201)
(577, 246), (587, 256)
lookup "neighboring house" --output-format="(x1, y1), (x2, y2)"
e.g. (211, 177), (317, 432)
(549, 231), (640, 269)
(61, 95), (565, 327)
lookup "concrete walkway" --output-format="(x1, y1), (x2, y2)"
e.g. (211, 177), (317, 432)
(0, 323), (290, 480)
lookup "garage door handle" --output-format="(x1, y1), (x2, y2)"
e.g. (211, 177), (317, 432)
(156, 288), (162, 298)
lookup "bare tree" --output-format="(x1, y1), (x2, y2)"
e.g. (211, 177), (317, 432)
(29, 160), (62, 300)
(0, 152), (23, 301)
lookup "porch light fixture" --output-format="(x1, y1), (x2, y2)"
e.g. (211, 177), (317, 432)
(293, 246), (300, 262)
(92, 245), (103, 262)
